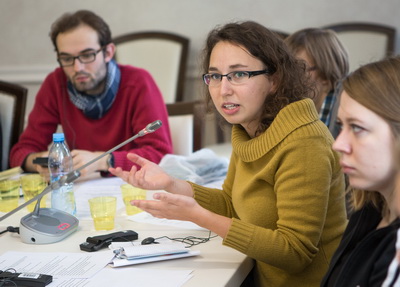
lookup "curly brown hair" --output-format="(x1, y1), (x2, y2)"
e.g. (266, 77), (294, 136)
(201, 21), (315, 135)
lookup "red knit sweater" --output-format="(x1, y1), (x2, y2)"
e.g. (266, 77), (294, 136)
(10, 65), (173, 171)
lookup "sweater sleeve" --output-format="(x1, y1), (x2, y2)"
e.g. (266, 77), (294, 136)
(193, 135), (345, 273)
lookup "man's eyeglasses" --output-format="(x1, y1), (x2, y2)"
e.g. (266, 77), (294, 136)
(202, 69), (271, 86)
(57, 47), (104, 67)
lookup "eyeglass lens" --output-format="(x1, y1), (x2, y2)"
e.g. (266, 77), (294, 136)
(58, 48), (103, 67)
(203, 70), (268, 86)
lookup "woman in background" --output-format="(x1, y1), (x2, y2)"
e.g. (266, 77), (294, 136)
(285, 28), (349, 138)
(111, 21), (347, 286)
(321, 56), (400, 286)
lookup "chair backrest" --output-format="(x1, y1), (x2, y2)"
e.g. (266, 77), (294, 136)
(272, 29), (289, 40)
(323, 22), (397, 71)
(113, 31), (189, 103)
(166, 101), (204, 156)
(0, 80), (27, 170)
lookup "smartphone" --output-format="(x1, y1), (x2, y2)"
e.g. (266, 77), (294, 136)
(33, 157), (49, 167)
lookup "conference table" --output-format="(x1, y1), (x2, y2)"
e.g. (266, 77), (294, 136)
(0, 174), (253, 286)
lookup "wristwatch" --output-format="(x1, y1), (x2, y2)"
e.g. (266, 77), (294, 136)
(107, 154), (114, 169)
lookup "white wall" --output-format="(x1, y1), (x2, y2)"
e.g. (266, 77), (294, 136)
(1, 0), (399, 144)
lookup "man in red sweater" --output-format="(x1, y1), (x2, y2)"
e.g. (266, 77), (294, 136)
(10, 10), (173, 177)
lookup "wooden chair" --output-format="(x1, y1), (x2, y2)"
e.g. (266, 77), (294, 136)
(166, 101), (204, 156)
(323, 22), (397, 71)
(0, 80), (27, 170)
(113, 31), (189, 103)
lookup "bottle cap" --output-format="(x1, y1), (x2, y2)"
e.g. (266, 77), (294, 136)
(53, 133), (65, 142)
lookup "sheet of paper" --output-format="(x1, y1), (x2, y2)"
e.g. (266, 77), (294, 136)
(84, 267), (193, 287)
(110, 250), (201, 267)
(109, 240), (200, 266)
(115, 242), (188, 259)
(0, 250), (193, 287)
(75, 177), (126, 219)
(128, 211), (205, 230)
(0, 250), (113, 286)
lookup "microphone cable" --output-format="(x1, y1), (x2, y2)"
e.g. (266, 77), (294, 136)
(155, 230), (218, 248)
(0, 268), (17, 287)
(0, 226), (19, 235)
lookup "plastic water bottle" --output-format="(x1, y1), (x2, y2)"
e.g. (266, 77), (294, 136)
(48, 133), (76, 215)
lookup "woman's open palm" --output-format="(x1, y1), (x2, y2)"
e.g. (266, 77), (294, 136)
(109, 153), (173, 191)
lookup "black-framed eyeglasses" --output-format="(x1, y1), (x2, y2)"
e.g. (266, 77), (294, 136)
(202, 69), (271, 86)
(57, 47), (104, 67)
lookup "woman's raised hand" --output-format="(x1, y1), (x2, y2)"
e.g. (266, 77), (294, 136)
(109, 153), (173, 191)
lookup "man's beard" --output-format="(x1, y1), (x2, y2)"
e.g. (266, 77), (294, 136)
(71, 69), (107, 95)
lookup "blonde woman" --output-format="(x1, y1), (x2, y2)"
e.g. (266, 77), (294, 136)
(321, 56), (400, 286)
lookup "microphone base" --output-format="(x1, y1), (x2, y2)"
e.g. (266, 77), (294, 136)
(19, 208), (79, 244)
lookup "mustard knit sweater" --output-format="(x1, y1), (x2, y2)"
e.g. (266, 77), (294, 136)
(192, 99), (347, 287)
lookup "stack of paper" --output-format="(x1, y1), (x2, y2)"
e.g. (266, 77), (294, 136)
(109, 242), (200, 267)
(0, 251), (194, 287)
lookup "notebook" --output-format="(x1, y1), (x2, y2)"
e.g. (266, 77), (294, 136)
(109, 242), (200, 267)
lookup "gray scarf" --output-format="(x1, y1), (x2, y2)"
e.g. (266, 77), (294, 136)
(67, 60), (121, 119)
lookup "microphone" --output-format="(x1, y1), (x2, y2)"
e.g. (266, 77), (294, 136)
(75, 119), (162, 174)
(0, 119), (163, 222)
(138, 120), (163, 136)
(2, 120), (163, 244)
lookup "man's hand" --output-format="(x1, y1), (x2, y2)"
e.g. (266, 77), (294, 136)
(70, 150), (106, 178)
(25, 151), (49, 171)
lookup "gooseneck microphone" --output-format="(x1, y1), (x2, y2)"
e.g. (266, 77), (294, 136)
(0, 120), (163, 223)
(74, 119), (162, 176)
(137, 120), (163, 136)
(1, 120), (163, 244)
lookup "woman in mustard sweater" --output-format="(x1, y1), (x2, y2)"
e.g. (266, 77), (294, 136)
(110, 21), (347, 287)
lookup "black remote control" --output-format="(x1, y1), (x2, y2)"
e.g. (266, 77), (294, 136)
(80, 230), (138, 252)
(32, 157), (49, 167)
(0, 271), (52, 287)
